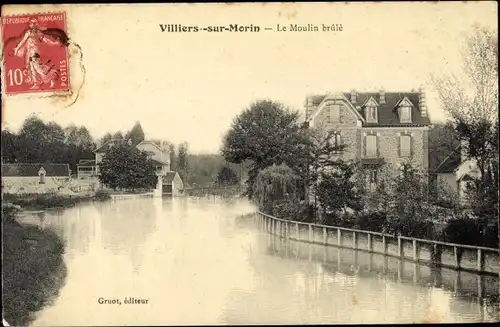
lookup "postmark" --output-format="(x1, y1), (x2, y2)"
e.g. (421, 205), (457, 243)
(2, 12), (70, 95)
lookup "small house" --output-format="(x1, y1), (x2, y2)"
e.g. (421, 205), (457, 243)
(163, 171), (184, 196)
(2, 163), (71, 194)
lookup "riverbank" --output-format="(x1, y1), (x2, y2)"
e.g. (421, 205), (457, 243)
(2, 190), (111, 211)
(2, 205), (68, 326)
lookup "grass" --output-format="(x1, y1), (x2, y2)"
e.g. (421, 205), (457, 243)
(2, 206), (68, 326)
(2, 190), (111, 211)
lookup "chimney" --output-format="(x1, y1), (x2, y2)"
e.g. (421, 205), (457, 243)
(350, 90), (357, 103)
(379, 89), (386, 104)
(419, 87), (427, 117)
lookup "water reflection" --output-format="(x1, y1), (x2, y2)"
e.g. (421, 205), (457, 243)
(14, 198), (499, 325)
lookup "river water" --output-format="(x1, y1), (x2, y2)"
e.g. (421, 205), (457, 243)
(16, 197), (499, 325)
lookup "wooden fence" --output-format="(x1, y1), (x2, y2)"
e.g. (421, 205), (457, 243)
(254, 211), (499, 276)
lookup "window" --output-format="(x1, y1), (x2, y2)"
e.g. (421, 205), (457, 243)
(330, 104), (340, 122)
(400, 105), (412, 123)
(400, 134), (411, 157)
(365, 134), (377, 157)
(333, 132), (342, 154)
(366, 106), (377, 122)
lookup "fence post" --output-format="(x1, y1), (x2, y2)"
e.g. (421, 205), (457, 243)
(368, 233), (372, 252)
(454, 246), (460, 269)
(296, 222), (299, 240)
(352, 231), (357, 249)
(398, 236), (402, 257)
(323, 227), (327, 245)
(337, 229), (341, 247)
(285, 221), (289, 239)
(382, 235), (387, 255)
(308, 224), (313, 243)
(477, 249), (483, 272)
(413, 239), (418, 261)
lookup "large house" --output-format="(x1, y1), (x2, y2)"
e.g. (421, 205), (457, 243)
(305, 89), (431, 186)
(2, 163), (71, 194)
(85, 138), (183, 195)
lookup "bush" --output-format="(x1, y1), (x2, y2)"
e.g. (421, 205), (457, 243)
(2, 203), (22, 222)
(443, 218), (498, 247)
(384, 216), (435, 239)
(355, 211), (387, 233)
(324, 212), (356, 228)
(94, 190), (111, 202)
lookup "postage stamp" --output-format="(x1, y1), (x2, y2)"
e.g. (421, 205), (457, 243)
(2, 12), (70, 95)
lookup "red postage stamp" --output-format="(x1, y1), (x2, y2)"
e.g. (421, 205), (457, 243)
(2, 12), (70, 95)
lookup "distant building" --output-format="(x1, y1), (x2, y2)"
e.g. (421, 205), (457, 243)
(434, 143), (483, 203)
(305, 89), (431, 188)
(92, 138), (183, 195)
(2, 163), (71, 194)
(163, 171), (184, 196)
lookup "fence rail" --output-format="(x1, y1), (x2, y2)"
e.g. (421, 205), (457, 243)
(253, 211), (500, 276)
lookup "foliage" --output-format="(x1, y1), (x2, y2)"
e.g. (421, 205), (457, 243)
(1, 116), (96, 173)
(3, 214), (67, 326)
(215, 166), (239, 186)
(98, 143), (157, 190)
(253, 164), (301, 214)
(221, 100), (309, 198)
(354, 211), (387, 233)
(112, 131), (124, 140)
(443, 218), (498, 248)
(177, 142), (189, 181)
(125, 121), (145, 146)
(428, 122), (460, 172)
(100, 132), (113, 146)
(2, 203), (22, 222)
(2, 193), (110, 210)
(316, 160), (364, 219)
(431, 25), (498, 226)
(169, 144), (177, 171)
(94, 189), (111, 201)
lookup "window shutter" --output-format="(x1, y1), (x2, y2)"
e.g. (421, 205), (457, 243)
(331, 105), (340, 122)
(398, 134), (401, 157)
(366, 134), (377, 157)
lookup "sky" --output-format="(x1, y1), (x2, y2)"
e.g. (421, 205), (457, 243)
(2, 2), (498, 154)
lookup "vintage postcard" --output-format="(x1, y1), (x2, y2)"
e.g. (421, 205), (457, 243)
(1, 2), (498, 326)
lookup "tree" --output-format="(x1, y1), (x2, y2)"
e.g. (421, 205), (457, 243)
(177, 142), (189, 181)
(383, 162), (436, 238)
(1, 129), (17, 163)
(98, 143), (156, 191)
(253, 164), (302, 217)
(125, 121), (145, 146)
(112, 131), (124, 140)
(215, 166), (239, 186)
(431, 25), (498, 232)
(428, 122), (460, 172)
(305, 122), (348, 219)
(315, 160), (363, 224)
(221, 100), (309, 198)
(169, 144), (177, 171)
(100, 132), (113, 145)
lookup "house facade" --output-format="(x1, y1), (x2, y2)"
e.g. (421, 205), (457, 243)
(305, 89), (431, 186)
(2, 163), (71, 194)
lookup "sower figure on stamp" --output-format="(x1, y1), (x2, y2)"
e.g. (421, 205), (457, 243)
(12, 18), (67, 89)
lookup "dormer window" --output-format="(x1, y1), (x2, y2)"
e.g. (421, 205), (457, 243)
(398, 97), (413, 123)
(364, 97), (379, 123)
(366, 106), (377, 122)
(400, 106), (411, 123)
